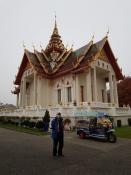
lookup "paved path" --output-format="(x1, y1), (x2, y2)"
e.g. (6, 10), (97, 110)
(0, 128), (131, 175)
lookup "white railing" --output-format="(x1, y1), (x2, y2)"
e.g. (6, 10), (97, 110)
(115, 107), (131, 116)
(91, 102), (113, 108)
(0, 105), (131, 118)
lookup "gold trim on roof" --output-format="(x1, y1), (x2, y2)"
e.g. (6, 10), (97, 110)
(41, 50), (49, 62)
(52, 48), (72, 73)
(34, 50), (49, 74)
(73, 40), (93, 69)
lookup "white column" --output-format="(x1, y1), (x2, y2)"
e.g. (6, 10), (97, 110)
(20, 81), (23, 107)
(72, 75), (76, 105)
(93, 67), (97, 102)
(109, 72), (114, 104)
(22, 78), (26, 108)
(47, 79), (49, 106)
(37, 76), (40, 106)
(33, 72), (37, 106)
(113, 75), (119, 106)
(86, 69), (92, 103)
(76, 75), (79, 106)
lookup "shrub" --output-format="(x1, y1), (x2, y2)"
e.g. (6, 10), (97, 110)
(21, 120), (30, 127)
(43, 110), (50, 123)
(36, 121), (44, 129)
(0, 116), (5, 123)
(29, 121), (36, 128)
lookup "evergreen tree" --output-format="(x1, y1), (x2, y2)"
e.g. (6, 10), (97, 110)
(42, 110), (50, 131)
(43, 110), (50, 123)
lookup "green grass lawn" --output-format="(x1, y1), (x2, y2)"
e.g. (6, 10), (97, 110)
(0, 123), (131, 139)
(116, 126), (131, 139)
(0, 123), (50, 136)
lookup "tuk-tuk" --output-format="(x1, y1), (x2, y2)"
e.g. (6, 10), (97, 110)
(76, 113), (117, 143)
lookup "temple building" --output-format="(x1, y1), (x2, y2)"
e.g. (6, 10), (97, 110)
(11, 20), (131, 126)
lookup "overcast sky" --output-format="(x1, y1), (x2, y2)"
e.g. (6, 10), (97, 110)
(0, 0), (131, 105)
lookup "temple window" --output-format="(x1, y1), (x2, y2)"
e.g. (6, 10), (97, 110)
(57, 89), (61, 104)
(80, 85), (84, 102)
(67, 87), (72, 102)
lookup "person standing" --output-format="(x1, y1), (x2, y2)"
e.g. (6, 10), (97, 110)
(51, 112), (64, 157)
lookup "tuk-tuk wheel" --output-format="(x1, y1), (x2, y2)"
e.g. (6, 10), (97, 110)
(79, 132), (85, 139)
(109, 133), (117, 143)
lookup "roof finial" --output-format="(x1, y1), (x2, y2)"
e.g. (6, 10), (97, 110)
(54, 11), (57, 28)
(71, 43), (74, 50)
(40, 42), (43, 50)
(106, 27), (109, 37)
(32, 43), (35, 50)
(66, 43), (68, 49)
(23, 41), (26, 49)
(55, 11), (56, 21)
(91, 34), (94, 41)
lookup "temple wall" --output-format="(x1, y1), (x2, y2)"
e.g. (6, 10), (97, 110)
(50, 74), (73, 106)
(38, 77), (48, 107)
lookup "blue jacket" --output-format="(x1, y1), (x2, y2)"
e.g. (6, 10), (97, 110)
(51, 117), (64, 139)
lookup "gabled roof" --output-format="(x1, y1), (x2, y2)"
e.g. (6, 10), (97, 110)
(14, 49), (46, 85)
(14, 36), (123, 85)
(103, 38), (123, 80)
(14, 21), (123, 86)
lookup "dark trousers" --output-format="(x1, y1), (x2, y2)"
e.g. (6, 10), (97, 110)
(53, 135), (64, 156)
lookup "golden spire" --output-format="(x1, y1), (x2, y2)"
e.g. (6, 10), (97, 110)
(52, 14), (59, 36)
(45, 15), (65, 53)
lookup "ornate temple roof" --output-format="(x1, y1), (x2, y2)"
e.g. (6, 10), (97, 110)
(13, 22), (124, 87)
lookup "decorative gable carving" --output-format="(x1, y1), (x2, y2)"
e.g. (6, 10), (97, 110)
(99, 49), (109, 63)
(25, 62), (31, 71)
